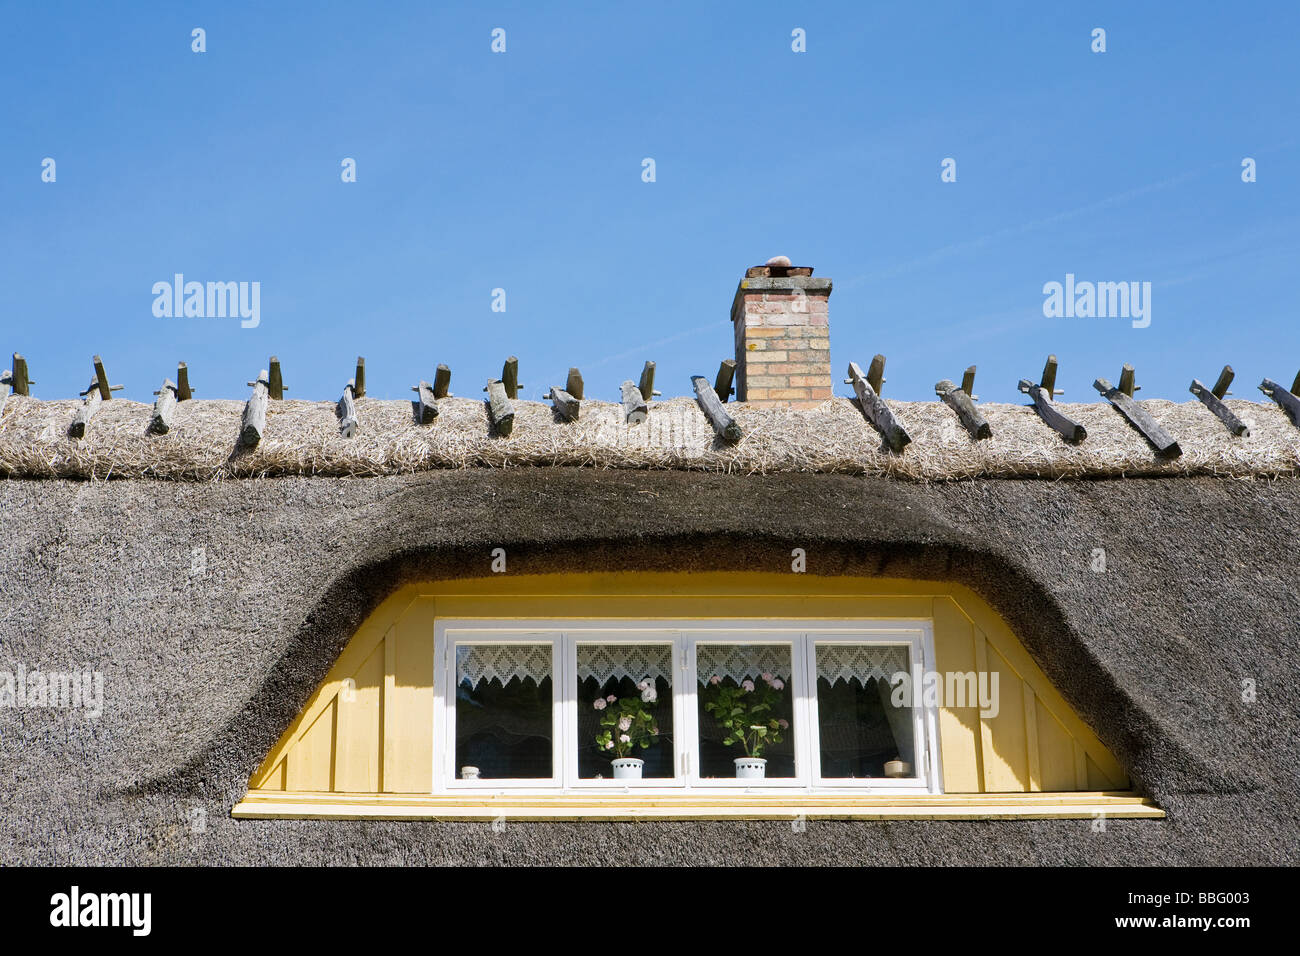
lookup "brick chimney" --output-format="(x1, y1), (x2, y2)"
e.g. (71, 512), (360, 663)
(730, 256), (832, 407)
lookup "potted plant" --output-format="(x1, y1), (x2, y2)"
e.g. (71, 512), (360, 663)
(593, 679), (660, 779)
(702, 673), (789, 778)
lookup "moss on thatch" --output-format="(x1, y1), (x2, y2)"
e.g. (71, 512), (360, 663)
(0, 393), (1297, 481)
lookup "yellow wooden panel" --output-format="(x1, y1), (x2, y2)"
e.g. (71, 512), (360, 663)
(1035, 705), (1078, 792)
(334, 641), (384, 793)
(287, 699), (335, 792)
(383, 612), (435, 793)
(978, 640), (1028, 792)
(1086, 754), (1117, 790)
(930, 597), (982, 792)
(246, 574), (1134, 808)
(942, 582), (1127, 788)
(1023, 685), (1041, 792)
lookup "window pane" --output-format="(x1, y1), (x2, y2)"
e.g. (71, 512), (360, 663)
(455, 644), (552, 779)
(815, 644), (914, 779)
(696, 644), (795, 779)
(577, 644), (673, 780)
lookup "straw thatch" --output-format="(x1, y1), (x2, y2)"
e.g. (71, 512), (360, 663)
(1, 393), (1297, 481)
(3, 469), (1298, 864)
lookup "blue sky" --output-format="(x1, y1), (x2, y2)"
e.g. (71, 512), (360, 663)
(2, 1), (1296, 404)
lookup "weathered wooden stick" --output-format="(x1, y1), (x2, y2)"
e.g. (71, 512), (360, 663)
(1293, 371), (1300, 397)
(1095, 378), (1181, 456)
(960, 365), (977, 398)
(241, 370), (270, 447)
(501, 357), (520, 399)
(338, 379), (358, 438)
(566, 367), (584, 400)
(353, 357), (366, 399)
(149, 379), (178, 434)
(176, 362), (193, 401)
(1040, 355), (1063, 398)
(935, 379), (991, 440)
(638, 361), (660, 400)
(1211, 365), (1235, 399)
(485, 380), (514, 436)
(91, 355), (114, 400)
(1018, 379), (1086, 443)
(1260, 378), (1300, 427)
(268, 357), (286, 400)
(1190, 378), (1248, 437)
(714, 359), (736, 403)
(621, 380), (648, 424)
(1117, 364), (1139, 397)
(692, 375), (741, 442)
(433, 364), (452, 399)
(866, 354), (886, 395)
(412, 381), (439, 424)
(11, 353), (32, 395)
(847, 361), (911, 453)
(550, 387), (580, 422)
(69, 384), (102, 439)
(0, 370), (9, 415)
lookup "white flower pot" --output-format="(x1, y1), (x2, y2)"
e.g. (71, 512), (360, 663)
(611, 757), (644, 780)
(734, 757), (767, 779)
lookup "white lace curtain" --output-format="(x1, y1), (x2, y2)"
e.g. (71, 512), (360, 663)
(577, 645), (672, 684)
(457, 644), (552, 688)
(695, 644), (791, 684)
(457, 643), (675, 688)
(455, 642), (910, 688)
(816, 645), (909, 687)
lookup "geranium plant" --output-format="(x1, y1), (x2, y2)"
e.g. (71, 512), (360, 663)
(593, 679), (660, 758)
(701, 673), (790, 758)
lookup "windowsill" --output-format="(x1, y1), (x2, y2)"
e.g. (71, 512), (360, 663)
(232, 790), (1165, 821)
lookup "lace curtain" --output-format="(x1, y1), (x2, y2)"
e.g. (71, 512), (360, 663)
(458, 643), (674, 687)
(456, 642), (911, 689)
(457, 644), (552, 687)
(577, 645), (672, 685)
(816, 645), (909, 687)
(695, 644), (791, 684)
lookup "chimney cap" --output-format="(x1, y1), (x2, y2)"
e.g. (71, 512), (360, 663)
(746, 257), (814, 279)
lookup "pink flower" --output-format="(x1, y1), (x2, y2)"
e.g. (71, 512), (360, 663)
(761, 673), (773, 683)
(619, 734), (631, 744)
(778, 718), (789, 729)
(651, 726), (659, 735)
(618, 716), (632, 732)
(709, 675), (721, 685)
(741, 679), (755, 692)
(593, 699), (606, 710)
(606, 694), (617, 703)
(605, 740), (614, 749)
(771, 678), (785, 690)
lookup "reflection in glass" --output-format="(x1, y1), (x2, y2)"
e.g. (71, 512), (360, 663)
(455, 644), (552, 779)
(815, 644), (914, 778)
(577, 644), (673, 780)
(696, 644), (795, 778)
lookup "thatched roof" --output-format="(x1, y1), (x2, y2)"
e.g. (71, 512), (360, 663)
(1, 393), (1298, 480)
(2, 468), (1297, 864)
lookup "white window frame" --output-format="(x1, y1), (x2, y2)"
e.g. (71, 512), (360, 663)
(433, 619), (942, 795)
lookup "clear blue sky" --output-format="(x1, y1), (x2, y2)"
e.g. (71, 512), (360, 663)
(2, 1), (1296, 404)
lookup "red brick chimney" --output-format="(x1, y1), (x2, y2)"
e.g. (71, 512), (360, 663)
(730, 256), (832, 407)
